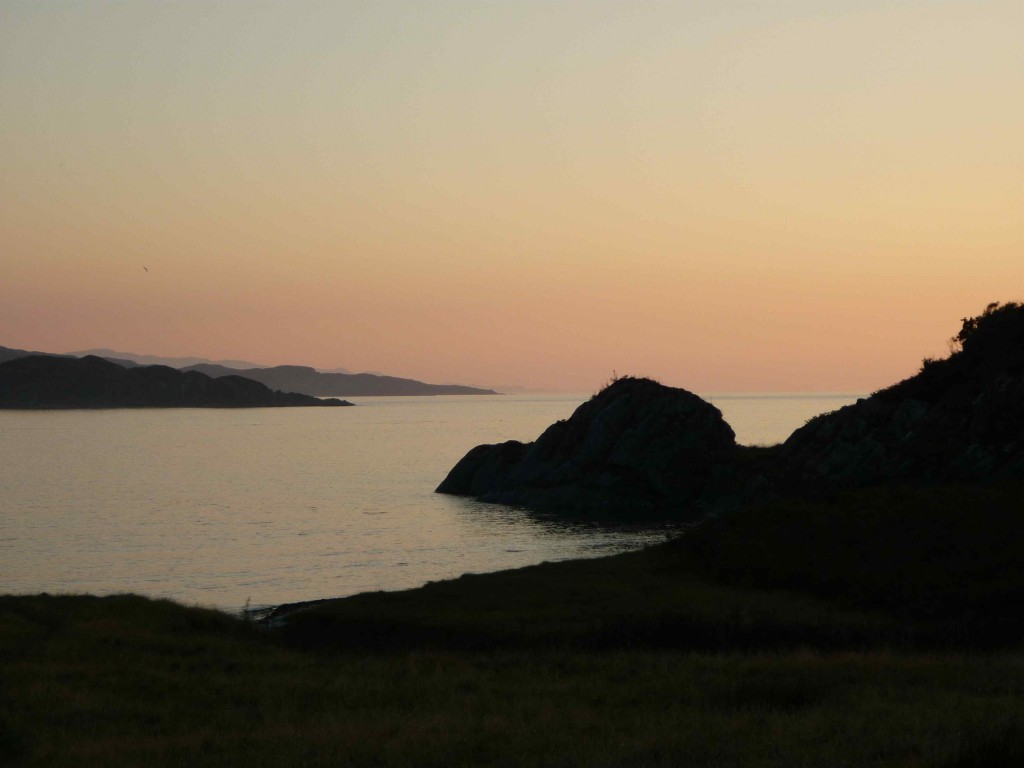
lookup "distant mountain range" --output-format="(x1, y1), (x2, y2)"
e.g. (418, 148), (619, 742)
(0, 345), (72, 365)
(69, 349), (271, 370)
(182, 364), (498, 397)
(0, 355), (351, 409)
(0, 344), (496, 397)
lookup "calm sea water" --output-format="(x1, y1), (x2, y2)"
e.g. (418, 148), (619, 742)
(0, 392), (858, 612)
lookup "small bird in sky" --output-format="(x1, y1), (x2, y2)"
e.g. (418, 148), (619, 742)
(143, 266), (148, 272)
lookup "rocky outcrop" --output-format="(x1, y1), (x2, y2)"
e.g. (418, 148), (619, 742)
(439, 302), (1024, 520)
(0, 355), (353, 409)
(437, 377), (743, 517)
(775, 302), (1024, 489)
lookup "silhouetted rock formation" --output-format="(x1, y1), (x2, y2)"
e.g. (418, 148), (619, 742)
(439, 302), (1024, 519)
(0, 355), (352, 409)
(776, 301), (1024, 488)
(182, 363), (498, 397)
(437, 377), (741, 516)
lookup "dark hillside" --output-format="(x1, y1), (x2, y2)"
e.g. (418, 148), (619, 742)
(777, 302), (1024, 489)
(0, 355), (351, 408)
(184, 363), (498, 397)
(0, 344), (69, 364)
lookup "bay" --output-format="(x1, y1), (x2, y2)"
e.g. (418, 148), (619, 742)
(0, 392), (859, 611)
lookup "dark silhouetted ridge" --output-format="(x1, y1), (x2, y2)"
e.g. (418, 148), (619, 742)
(0, 344), (71, 365)
(776, 301), (1024, 489)
(0, 355), (352, 409)
(1, 343), (494, 395)
(183, 363), (498, 396)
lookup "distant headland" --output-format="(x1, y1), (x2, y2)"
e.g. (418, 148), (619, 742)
(181, 364), (498, 397)
(0, 345), (498, 397)
(68, 348), (269, 370)
(0, 355), (352, 409)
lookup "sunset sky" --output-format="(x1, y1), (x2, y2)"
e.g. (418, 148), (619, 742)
(2, 1), (1021, 392)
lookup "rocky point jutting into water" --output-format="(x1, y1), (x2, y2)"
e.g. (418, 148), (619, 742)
(180, 363), (498, 397)
(436, 376), (744, 517)
(437, 302), (1024, 518)
(0, 355), (352, 409)
(0, 345), (498, 397)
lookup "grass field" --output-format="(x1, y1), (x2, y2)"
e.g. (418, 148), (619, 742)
(5, 481), (1024, 766)
(5, 593), (1024, 767)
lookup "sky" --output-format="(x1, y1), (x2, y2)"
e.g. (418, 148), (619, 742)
(2, 1), (1021, 392)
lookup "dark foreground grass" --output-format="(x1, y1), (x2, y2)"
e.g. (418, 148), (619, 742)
(279, 482), (1024, 653)
(6, 481), (1024, 765)
(5, 594), (1024, 767)
(278, 547), (902, 653)
(675, 481), (1024, 646)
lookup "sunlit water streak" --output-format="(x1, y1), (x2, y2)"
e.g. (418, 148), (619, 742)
(0, 392), (859, 611)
